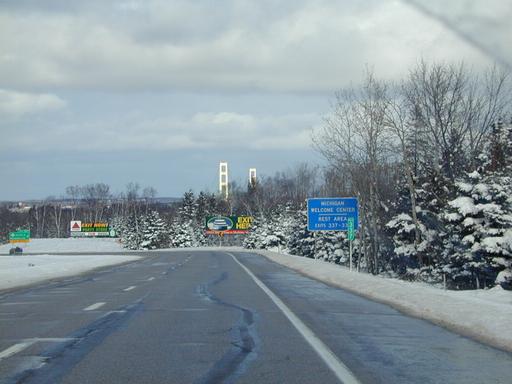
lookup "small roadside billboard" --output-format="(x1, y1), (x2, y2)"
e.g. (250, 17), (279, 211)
(9, 229), (30, 243)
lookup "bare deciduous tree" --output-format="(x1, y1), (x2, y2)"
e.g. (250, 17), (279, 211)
(142, 186), (157, 214)
(384, 87), (424, 264)
(314, 69), (393, 273)
(404, 61), (509, 179)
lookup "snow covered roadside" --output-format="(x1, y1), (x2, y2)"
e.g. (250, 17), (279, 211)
(251, 249), (512, 353)
(0, 238), (124, 254)
(0, 254), (141, 291)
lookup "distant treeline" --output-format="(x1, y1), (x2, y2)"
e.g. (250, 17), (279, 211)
(2, 61), (512, 290)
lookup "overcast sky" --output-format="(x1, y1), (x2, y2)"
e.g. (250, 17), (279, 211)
(1, 0), (509, 200)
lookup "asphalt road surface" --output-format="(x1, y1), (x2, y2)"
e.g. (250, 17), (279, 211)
(0, 250), (511, 383)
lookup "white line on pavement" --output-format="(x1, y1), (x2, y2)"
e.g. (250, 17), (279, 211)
(227, 252), (361, 384)
(103, 310), (126, 315)
(83, 302), (106, 311)
(147, 277), (155, 281)
(0, 338), (76, 362)
(123, 286), (136, 292)
(0, 341), (34, 361)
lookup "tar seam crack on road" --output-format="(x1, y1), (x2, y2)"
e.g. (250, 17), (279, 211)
(3, 300), (144, 384)
(195, 271), (260, 384)
(161, 254), (193, 276)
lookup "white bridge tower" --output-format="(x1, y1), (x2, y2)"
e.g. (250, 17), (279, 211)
(249, 168), (257, 187)
(219, 161), (229, 199)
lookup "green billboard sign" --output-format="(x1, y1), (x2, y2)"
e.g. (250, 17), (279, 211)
(205, 216), (253, 234)
(9, 230), (30, 242)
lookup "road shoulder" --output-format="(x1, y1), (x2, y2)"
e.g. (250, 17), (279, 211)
(248, 249), (512, 353)
(0, 254), (142, 293)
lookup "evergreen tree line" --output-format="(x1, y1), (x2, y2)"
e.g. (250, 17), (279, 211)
(0, 182), (165, 243)
(246, 62), (512, 290)
(113, 190), (219, 250)
(2, 61), (511, 290)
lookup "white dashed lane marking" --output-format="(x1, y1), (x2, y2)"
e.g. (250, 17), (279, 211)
(0, 338), (76, 362)
(123, 286), (136, 292)
(0, 342), (33, 361)
(83, 302), (106, 311)
(147, 277), (155, 281)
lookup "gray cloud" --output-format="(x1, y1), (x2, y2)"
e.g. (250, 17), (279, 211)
(0, 89), (66, 116)
(0, 0), (495, 93)
(0, 110), (318, 152)
(1, 0), (510, 200)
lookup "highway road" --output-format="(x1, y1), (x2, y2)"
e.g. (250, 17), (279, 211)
(0, 250), (511, 383)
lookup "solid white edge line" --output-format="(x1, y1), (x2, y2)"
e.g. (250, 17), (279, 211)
(83, 302), (106, 311)
(123, 286), (136, 292)
(227, 252), (361, 384)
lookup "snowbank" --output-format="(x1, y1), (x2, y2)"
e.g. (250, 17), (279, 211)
(0, 254), (141, 291)
(0, 238), (124, 254)
(252, 250), (512, 353)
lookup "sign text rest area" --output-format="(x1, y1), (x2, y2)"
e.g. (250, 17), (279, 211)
(307, 197), (358, 231)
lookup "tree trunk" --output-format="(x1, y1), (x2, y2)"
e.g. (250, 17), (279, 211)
(53, 205), (62, 238)
(404, 156), (423, 266)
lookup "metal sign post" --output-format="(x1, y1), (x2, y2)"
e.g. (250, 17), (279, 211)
(347, 218), (355, 271)
(350, 240), (353, 271)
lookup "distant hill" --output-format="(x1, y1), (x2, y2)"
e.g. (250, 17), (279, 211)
(154, 197), (182, 204)
(0, 197), (182, 206)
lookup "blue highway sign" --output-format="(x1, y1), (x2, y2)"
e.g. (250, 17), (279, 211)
(307, 197), (358, 231)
